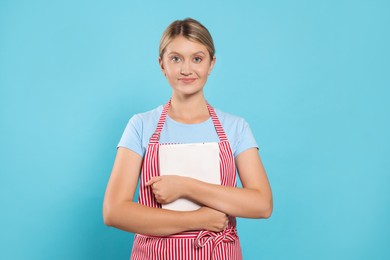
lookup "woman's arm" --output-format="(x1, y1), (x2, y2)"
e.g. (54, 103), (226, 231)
(147, 148), (273, 219)
(103, 147), (228, 236)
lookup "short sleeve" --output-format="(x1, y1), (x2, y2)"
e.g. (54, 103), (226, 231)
(117, 114), (144, 157)
(234, 119), (258, 157)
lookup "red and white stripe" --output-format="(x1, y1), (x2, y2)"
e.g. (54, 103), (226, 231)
(132, 100), (242, 259)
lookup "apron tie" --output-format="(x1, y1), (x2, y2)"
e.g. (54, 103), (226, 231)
(195, 227), (238, 250)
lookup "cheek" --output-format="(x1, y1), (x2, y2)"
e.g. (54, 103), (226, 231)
(198, 67), (211, 77)
(165, 68), (179, 83)
(165, 65), (180, 75)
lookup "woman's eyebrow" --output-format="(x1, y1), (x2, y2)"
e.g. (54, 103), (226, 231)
(193, 51), (206, 56)
(167, 51), (206, 56)
(167, 51), (181, 56)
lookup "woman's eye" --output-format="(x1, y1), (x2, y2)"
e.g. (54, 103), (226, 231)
(193, 57), (202, 63)
(171, 56), (181, 62)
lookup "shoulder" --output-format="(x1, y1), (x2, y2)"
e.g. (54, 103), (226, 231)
(118, 105), (164, 156)
(129, 105), (163, 127)
(213, 107), (258, 156)
(214, 108), (249, 130)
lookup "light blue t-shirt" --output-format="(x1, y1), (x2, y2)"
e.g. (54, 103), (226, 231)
(118, 105), (258, 158)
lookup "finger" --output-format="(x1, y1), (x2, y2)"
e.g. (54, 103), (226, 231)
(146, 177), (157, 186)
(146, 176), (163, 186)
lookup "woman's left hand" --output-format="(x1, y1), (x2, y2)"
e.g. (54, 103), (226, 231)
(146, 175), (187, 204)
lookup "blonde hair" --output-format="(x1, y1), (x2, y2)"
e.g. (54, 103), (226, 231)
(159, 18), (215, 59)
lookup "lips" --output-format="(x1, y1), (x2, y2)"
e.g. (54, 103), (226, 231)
(179, 78), (197, 84)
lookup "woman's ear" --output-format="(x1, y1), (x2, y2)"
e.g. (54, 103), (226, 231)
(158, 57), (166, 76)
(208, 56), (216, 75)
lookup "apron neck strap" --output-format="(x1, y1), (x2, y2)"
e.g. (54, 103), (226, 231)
(149, 100), (171, 144)
(206, 102), (228, 142)
(149, 99), (228, 144)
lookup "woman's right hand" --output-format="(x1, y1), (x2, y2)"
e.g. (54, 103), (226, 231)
(195, 207), (229, 232)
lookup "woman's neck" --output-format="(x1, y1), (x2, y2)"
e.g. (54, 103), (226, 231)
(169, 94), (210, 124)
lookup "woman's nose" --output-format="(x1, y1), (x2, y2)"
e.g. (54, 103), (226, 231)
(180, 60), (192, 75)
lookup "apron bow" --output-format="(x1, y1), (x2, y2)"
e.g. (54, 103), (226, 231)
(195, 227), (238, 250)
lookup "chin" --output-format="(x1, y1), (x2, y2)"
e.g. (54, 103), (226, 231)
(173, 86), (204, 96)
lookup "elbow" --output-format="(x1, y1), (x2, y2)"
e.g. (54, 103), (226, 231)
(261, 205), (273, 219)
(264, 199), (273, 218)
(256, 199), (273, 219)
(103, 203), (116, 227)
(103, 213), (114, 227)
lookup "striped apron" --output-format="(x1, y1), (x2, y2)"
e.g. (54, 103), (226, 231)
(130, 100), (243, 260)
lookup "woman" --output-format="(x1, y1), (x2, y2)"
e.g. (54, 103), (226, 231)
(103, 18), (273, 259)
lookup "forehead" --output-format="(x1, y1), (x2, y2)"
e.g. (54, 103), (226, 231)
(165, 36), (208, 55)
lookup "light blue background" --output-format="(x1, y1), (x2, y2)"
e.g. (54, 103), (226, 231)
(1, 0), (389, 259)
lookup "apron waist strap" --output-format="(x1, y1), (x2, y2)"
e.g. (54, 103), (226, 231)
(136, 226), (238, 244)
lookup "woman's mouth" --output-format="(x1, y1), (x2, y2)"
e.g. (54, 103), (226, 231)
(179, 77), (197, 84)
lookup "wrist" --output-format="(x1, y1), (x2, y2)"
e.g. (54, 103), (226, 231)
(181, 176), (194, 199)
(183, 208), (202, 231)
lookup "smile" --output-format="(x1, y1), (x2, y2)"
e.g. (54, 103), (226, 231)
(179, 78), (197, 84)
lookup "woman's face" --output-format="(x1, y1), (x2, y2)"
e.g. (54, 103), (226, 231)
(159, 36), (215, 97)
